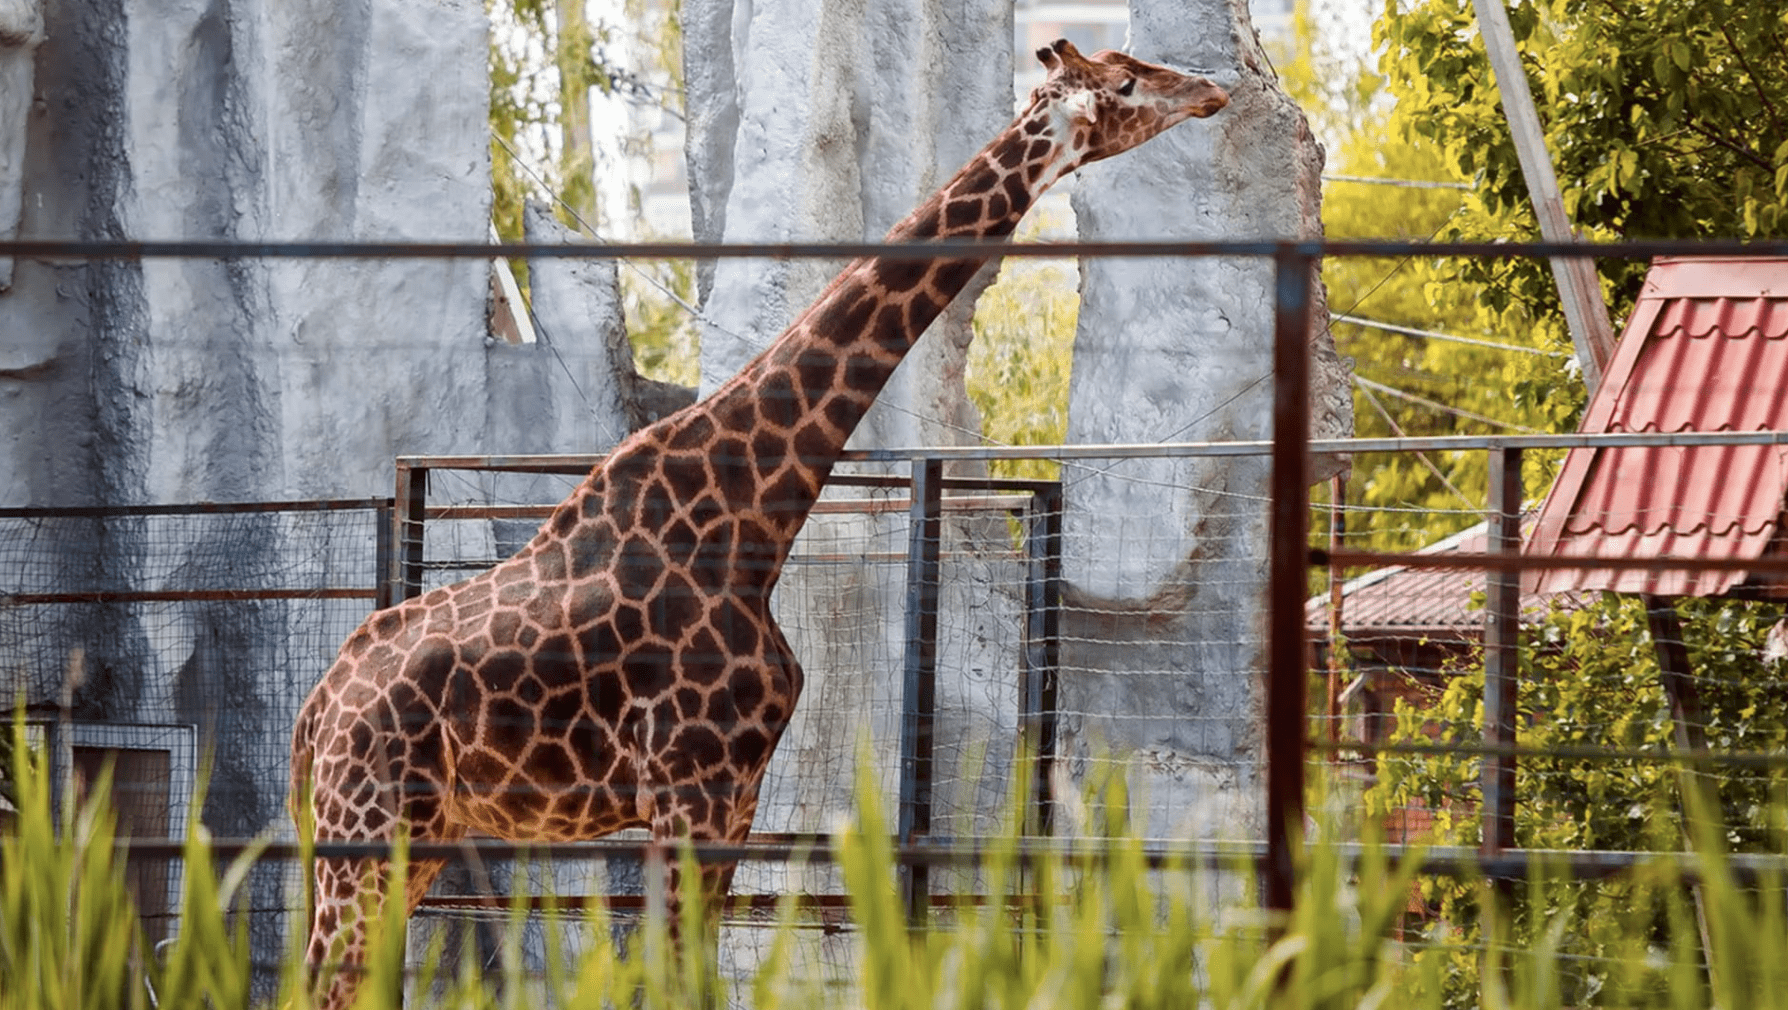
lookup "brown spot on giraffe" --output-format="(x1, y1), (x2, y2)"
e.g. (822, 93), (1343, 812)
(288, 37), (1226, 1010)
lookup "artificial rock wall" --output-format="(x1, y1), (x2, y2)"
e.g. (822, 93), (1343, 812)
(687, 0), (1010, 452)
(0, 0), (651, 755)
(0, 0), (42, 291)
(1060, 0), (1351, 838)
(682, 0), (1352, 849)
(683, 0), (1023, 836)
(0, 0), (640, 984)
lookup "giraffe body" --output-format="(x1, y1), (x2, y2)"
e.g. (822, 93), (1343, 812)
(289, 40), (1226, 1007)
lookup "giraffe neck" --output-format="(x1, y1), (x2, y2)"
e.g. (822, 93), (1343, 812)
(559, 100), (1076, 593)
(712, 104), (1072, 479)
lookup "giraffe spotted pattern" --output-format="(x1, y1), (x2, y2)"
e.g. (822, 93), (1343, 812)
(289, 38), (1226, 1008)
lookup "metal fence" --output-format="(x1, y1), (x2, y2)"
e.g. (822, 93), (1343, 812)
(0, 498), (390, 978)
(7, 236), (1788, 996)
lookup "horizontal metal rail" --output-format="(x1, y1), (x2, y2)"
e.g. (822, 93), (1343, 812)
(397, 430), (1788, 471)
(1319, 548), (1788, 576)
(2, 588), (376, 605)
(421, 551), (1016, 569)
(417, 891), (1010, 915)
(92, 836), (1788, 886)
(1310, 738), (1788, 768)
(5, 237), (1788, 261)
(422, 495), (1030, 522)
(0, 497), (390, 519)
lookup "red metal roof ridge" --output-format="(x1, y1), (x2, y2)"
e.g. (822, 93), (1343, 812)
(1601, 421), (1788, 433)
(1643, 257), (1788, 300)
(1524, 291), (1665, 563)
(1652, 298), (1788, 339)
(1555, 517), (1779, 538)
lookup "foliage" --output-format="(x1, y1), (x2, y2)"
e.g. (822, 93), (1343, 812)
(626, 258), (701, 388)
(0, 715), (267, 1010)
(1376, 0), (1788, 358)
(967, 227), (1079, 482)
(609, 1), (700, 389)
(1298, 0), (1788, 557)
(9, 712), (1788, 1009)
(487, 0), (615, 245)
(1364, 594), (1788, 1006)
(1269, 7), (1571, 561)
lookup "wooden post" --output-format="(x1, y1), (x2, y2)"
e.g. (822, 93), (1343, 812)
(1481, 447), (1522, 854)
(1325, 474), (1346, 751)
(1472, 0), (1616, 393)
(1643, 596), (1718, 979)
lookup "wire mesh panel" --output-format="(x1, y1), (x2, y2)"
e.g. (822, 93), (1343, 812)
(1305, 441), (1788, 985)
(0, 500), (386, 993)
(13, 434), (1788, 1003)
(1053, 452), (1273, 843)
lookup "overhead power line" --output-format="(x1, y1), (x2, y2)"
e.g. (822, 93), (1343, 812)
(1322, 173), (1471, 190)
(1333, 313), (1569, 356)
(1353, 374), (1541, 433)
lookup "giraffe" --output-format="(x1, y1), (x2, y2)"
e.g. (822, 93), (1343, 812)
(288, 38), (1227, 1007)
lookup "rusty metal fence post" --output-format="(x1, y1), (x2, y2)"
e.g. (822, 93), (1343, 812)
(1267, 243), (1315, 918)
(898, 457), (943, 924)
(394, 461), (428, 603)
(373, 498), (397, 610)
(1021, 482), (1064, 837)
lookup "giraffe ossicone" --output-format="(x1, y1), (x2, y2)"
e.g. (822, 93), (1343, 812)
(289, 38), (1227, 1008)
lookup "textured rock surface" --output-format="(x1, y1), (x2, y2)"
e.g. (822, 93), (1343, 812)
(681, 1), (1024, 933)
(1058, 0), (1351, 838)
(0, 0), (634, 986)
(0, 0), (42, 290)
(686, 0), (1008, 452)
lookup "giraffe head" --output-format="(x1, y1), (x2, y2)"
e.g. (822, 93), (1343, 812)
(1029, 38), (1229, 170)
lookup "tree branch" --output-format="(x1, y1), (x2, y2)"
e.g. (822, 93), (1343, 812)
(1679, 118), (1774, 172)
(1716, 23), (1785, 141)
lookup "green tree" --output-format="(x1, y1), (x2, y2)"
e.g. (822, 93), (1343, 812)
(1363, 594), (1788, 1007)
(488, 0), (615, 243)
(967, 218), (1080, 483)
(1377, 0), (1788, 359)
(1276, 8), (1569, 557)
(1303, 0), (1788, 556)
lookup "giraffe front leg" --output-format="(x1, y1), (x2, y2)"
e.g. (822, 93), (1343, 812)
(304, 855), (390, 1010)
(305, 853), (453, 1010)
(644, 780), (761, 1001)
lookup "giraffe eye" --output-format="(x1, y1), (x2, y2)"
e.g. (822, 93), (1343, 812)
(1116, 79), (1136, 97)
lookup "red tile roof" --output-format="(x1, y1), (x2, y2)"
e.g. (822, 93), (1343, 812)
(1525, 257), (1788, 597)
(1307, 517), (1579, 639)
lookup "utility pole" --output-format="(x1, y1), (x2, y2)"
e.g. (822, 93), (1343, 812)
(1472, 0), (1617, 395)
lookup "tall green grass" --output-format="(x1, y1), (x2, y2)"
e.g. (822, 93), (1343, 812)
(3, 718), (1785, 1010)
